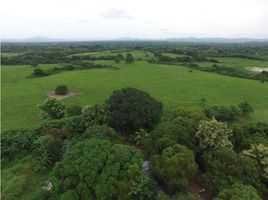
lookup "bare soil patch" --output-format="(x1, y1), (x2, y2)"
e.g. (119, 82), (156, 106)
(47, 91), (75, 100)
(249, 67), (268, 73)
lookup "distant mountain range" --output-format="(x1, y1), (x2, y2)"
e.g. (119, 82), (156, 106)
(2, 36), (268, 43)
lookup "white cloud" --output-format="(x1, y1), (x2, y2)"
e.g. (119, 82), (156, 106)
(98, 8), (133, 20)
(0, 0), (267, 39)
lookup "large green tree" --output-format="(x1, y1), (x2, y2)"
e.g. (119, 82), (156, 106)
(213, 183), (261, 200)
(51, 139), (143, 200)
(202, 148), (263, 193)
(150, 144), (198, 193)
(106, 87), (163, 133)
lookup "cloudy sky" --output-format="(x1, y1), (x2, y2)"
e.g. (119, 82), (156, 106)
(1, 0), (268, 40)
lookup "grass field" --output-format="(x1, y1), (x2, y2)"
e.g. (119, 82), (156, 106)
(2, 60), (268, 130)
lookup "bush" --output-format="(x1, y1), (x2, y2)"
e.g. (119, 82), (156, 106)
(33, 135), (63, 162)
(107, 87), (163, 133)
(171, 107), (204, 121)
(1, 129), (38, 161)
(80, 104), (108, 128)
(195, 118), (233, 150)
(40, 116), (84, 134)
(82, 124), (118, 140)
(38, 98), (65, 119)
(55, 85), (68, 95)
(125, 53), (134, 63)
(32, 68), (47, 76)
(238, 101), (254, 116)
(51, 139), (143, 199)
(203, 105), (241, 122)
(243, 143), (268, 181)
(145, 122), (196, 154)
(150, 144), (198, 193)
(66, 105), (82, 116)
(213, 183), (261, 200)
(202, 147), (263, 193)
(129, 176), (158, 200)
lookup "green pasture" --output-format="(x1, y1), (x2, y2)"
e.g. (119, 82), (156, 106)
(2, 60), (268, 130)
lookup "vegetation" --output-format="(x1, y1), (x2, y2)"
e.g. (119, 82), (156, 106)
(151, 144), (198, 193)
(52, 139), (143, 199)
(2, 42), (268, 199)
(213, 183), (261, 200)
(106, 87), (163, 133)
(195, 118), (233, 150)
(54, 85), (68, 95)
(38, 99), (65, 119)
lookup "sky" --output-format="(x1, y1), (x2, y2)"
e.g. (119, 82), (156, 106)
(1, 0), (268, 40)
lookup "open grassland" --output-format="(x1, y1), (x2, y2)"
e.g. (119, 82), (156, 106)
(201, 57), (268, 71)
(2, 60), (268, 130)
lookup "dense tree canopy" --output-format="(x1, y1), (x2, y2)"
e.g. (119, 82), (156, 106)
(201, 148), (263, 193)
(106, 87), (163, 133)
(213, 183), (261, 200)
(150, 144), (198, 193)
(51, 139), (143, 200)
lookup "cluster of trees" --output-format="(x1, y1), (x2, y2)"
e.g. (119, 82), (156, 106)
(203, 101), (253, 122)
(31, 61), (117, 77)
(155, 54), (218, 64)
(2, 87), (268, 199)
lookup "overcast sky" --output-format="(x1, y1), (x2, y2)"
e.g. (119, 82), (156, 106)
(1, 0), (268, 40)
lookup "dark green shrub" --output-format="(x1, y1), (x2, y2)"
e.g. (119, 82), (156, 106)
(51, 139), (143, 199)
(203, 105), (242, 122)
(66, 105), (82, 116)
(129, 176), (157, 200)
(145, 122), (196, 154)
(55, 85), (68, 95)
(33, 135), (63, 162)
(32, 68), (47, 76)
(38, 98), (65, 119)
(238, 101), (254, 116)
(201, 147), (263, 193)
(107, 87), (163, 133)
(150, 144), (198, 193)
(213, 183), (261, 200)
(125, 53), (134, 63)
(1, 129), (38, 161)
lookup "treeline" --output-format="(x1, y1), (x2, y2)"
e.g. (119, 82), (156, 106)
(2, 42), (268, 65)
(155, 53), (219, 63)
(31, 62), (117, 77)
(1, 52), (122, 65)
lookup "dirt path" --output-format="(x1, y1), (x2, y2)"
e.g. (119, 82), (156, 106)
(47, 91), (75, 100)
